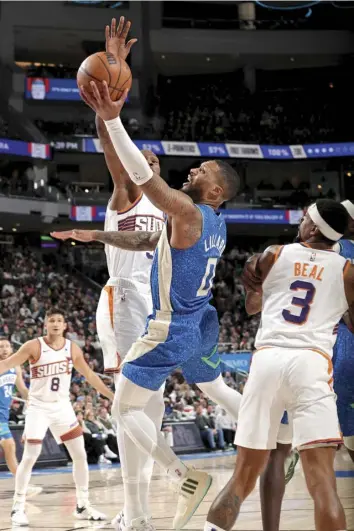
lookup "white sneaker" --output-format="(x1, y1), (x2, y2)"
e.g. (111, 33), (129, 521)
(104, 445), (118, 459)
(74, 504), (107, 521)
(11, 508), (29, 526)
(98, 454), (112, 464)
(112, 512), (155, 531)
(173, 469), (212, 530)
(26, 484), (43, 498)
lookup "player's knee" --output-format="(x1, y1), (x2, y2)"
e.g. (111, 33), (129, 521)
(22, 442), (42, 463)
(64, 436), (87, 462)
(344, 435), (354, 451)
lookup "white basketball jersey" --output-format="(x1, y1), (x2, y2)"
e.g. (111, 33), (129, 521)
(104, 194), (164, 284)
(29, 337), (73, 403)
(255, 243), (349, 356)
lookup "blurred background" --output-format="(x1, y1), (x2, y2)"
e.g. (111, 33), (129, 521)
(1, 0), (354, 462)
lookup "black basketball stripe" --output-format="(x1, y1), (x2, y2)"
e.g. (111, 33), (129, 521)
(181, 485), (196, 495)
(79, 67), (118, 91)
(96, 54), (112, 87)
(111, 56), (122, 95)
(185, 478), (198, 486)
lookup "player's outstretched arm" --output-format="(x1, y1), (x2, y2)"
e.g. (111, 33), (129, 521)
(71, 343), (114, 401)
(0, 339), (37, 375)
(80, 82), (199, 221)
(15, 366), (28, 400)
(51, 229), (161, 250)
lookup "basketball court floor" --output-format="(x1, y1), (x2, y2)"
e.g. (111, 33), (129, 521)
(0, 449), (353, 530)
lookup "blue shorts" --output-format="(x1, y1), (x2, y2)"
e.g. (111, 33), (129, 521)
(0, 422), (13, 441)
(122, 306), (221, 391)
(333, 326), (354, 437)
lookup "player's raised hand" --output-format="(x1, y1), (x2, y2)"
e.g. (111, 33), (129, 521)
(241, 254), (263, 293)
(105, 17), (137, 61)
(80, 81), (128, 121)
(50, 229), (95, 242)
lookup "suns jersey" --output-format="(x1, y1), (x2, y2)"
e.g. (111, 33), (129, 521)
(29, 337), (73, 403)
(104, 194), (164, 284)
(0, 369), (17, 422)
(151, 204), (226, 313)
(255, 243), (349, 357)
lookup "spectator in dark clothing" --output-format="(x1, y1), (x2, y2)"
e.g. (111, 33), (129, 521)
(195, 404), (225, 451)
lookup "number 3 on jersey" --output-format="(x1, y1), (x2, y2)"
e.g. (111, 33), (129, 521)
(282, 280), (316, 325)
(197, 258), (218, 297)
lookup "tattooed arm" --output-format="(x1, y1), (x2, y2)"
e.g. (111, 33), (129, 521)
(51, 229), (161, 251)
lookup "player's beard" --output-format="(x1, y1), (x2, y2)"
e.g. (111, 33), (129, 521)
(293, 233), (301, 243)
(181, 186), (203, 203)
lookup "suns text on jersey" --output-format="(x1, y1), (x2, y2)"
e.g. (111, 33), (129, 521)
(31, 360), (73, 379)
(204, 234), (226, 255)
(118, 215), (164, 233)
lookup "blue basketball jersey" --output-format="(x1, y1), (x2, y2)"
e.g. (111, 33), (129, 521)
(0, 369), (17, 423)
(333, 239), (354, 398)
(150, 204), (226, 313)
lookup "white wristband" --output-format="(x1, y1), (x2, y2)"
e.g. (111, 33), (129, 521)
(104, 116), (153, 185)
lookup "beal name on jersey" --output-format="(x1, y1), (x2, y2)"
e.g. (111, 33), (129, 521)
(31, 359), (73, 379)
(118, 214), (164, 233)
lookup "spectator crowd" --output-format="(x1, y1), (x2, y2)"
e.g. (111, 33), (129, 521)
(0, 242), (257, 461)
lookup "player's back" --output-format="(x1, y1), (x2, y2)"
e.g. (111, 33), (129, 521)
(29, 337), (73, 403)
(104, 194), (164, 284)
(256, 243), (349, 356)
(0, 368), (16, 422)
(150, 204), (226, 314)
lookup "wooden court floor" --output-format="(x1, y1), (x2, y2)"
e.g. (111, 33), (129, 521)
(0, 449), (353, 530)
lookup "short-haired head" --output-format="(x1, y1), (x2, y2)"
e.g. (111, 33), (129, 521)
(297, 199), (349, 244)
(45, 308), (67, 336)
(181, 160), (240, 207)
(142, 150), (160, 175)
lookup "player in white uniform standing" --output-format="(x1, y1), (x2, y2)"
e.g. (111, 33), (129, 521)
(0, 308), (114, 527)
(205, 199), (354, 531)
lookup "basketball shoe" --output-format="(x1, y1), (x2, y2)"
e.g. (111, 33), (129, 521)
(112, 511), (156, 531)
(74, 503), (107, 521)
(11, 508), (29, 527)
(284, 449), (300, 485)
(173, 469), (212, 530)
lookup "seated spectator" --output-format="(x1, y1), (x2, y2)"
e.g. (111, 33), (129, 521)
(195, 404), (225, 451)
(215, 408), (236, 447)
(84, 410), (117, 462)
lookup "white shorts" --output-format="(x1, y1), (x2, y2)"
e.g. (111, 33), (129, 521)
(96, 278), (152, 373)
(24, 399), (82, 445)
(235, 347), (342, 450)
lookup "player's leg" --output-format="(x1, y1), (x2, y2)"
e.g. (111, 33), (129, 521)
(114, 384), (165, 528)
(50, 403), (106, 521)
(205, 347), (286, 531)
(111, 287), (165, 529)
(11, 404), (49, 525)
(259, 412), (295, 531)
(260, 443), (291, 531)
(11, 441), (43, 526)
(300, 447), (345, 531)
(0, 423), (18, 474)
(289, 349), (345, 531)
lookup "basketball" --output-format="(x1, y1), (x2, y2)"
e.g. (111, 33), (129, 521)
(77, 51), (132, 101)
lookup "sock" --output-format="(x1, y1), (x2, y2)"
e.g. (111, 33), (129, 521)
(198, 375), (242, 421)
(204, 522), (227, 531)
(64, 437), (89, 508)
(13, 442), (42, 510)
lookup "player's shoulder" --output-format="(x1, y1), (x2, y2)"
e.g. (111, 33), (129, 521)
(23, 338), (41, 350)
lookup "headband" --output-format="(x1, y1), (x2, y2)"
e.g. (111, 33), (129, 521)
(307, 203), (343, 242)
(341, 200), (354, 221)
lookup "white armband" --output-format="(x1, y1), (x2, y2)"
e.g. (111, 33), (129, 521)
(104, 116), (153, 185)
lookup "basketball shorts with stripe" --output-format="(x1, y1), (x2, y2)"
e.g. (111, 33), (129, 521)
(96, 279), (152, 374)
(235, 347), (341, 450)
(24, 399), (82, 444)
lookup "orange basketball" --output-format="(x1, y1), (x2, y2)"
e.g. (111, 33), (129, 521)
(77, 51), (132, 101)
